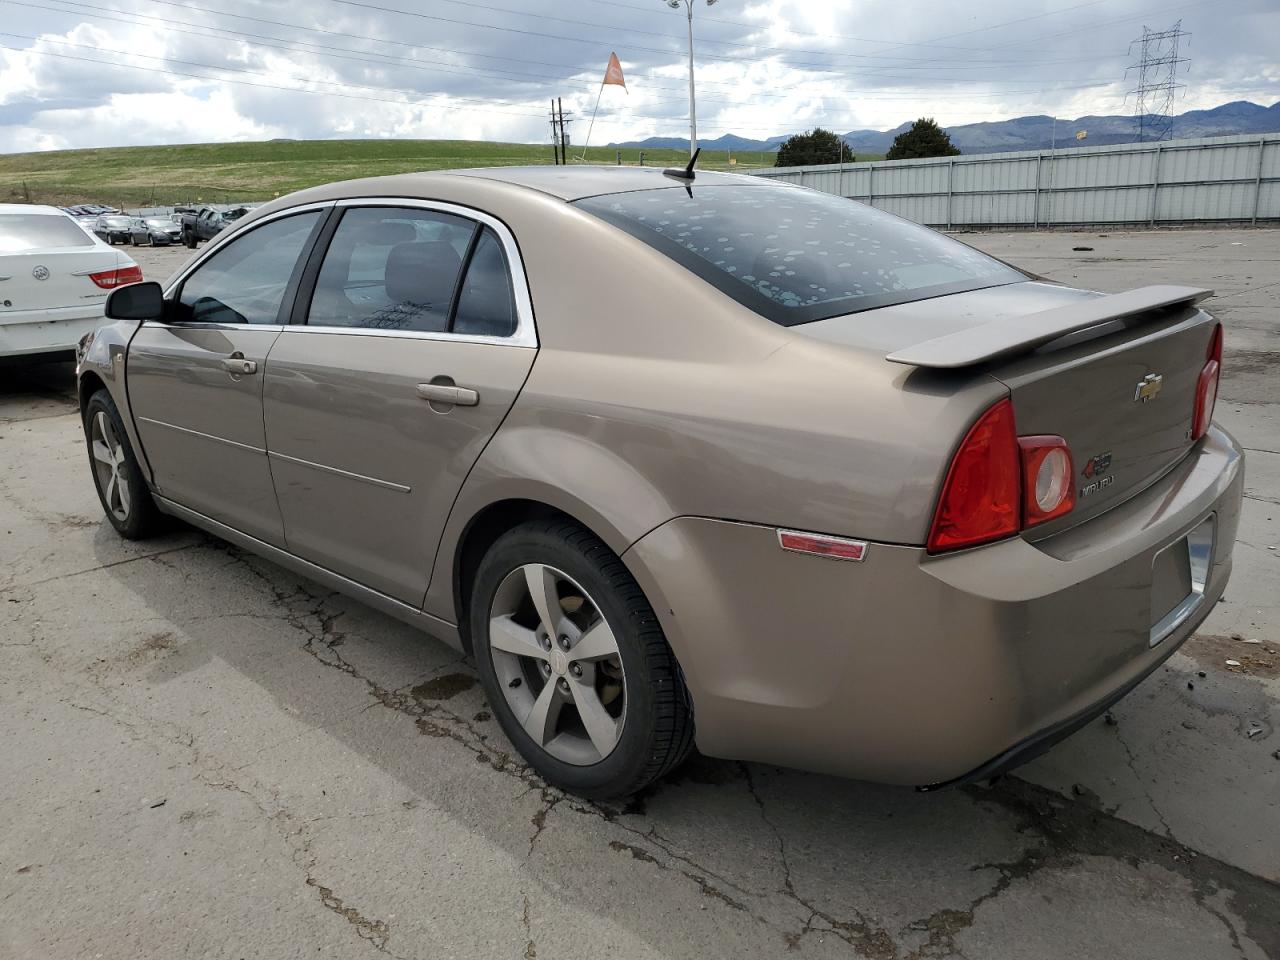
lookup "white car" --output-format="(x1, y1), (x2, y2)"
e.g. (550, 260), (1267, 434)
(0, 204), (142, 359)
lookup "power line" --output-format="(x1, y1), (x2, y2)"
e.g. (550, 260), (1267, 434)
(2, 29), (1122, 137)
(314, 0), (1122, 71)
(16, 0), (1128, 108)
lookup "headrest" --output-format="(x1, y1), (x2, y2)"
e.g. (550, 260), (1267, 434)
(384, 241), (462, 307)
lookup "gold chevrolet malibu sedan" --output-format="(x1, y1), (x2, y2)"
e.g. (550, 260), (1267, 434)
(75, 166), (1242, 798)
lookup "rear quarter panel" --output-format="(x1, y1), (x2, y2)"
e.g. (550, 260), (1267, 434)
(423, 187), (1007, 622)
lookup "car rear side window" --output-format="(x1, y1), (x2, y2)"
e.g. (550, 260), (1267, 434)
(452, 228), (518, 338)
(0, 214), (93, 252)
(574, 185), (1025, 325)
(175, 211), (321, 325)
(307, 206), (476, 333)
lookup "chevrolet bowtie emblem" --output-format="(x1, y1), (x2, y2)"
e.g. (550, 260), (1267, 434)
(1134, 373), (1163, 403)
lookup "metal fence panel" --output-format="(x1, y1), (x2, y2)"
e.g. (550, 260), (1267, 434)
(750, 133), (1280, 228)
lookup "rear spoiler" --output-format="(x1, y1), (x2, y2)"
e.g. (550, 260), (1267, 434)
(885, 285), (1213, 369)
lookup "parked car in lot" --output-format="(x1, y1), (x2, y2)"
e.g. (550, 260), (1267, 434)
(93, 215), (134, 245)
(129, 216), (183, 246)
(1, 203), (141, 359)
(179, 204), (257, 248)
(75, 168), (1242, 798)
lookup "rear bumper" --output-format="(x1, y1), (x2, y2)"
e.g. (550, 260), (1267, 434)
(623, 424), (1244, 786)
(0, 311), (106, 357)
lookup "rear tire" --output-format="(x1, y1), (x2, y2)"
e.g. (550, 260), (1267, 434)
(83, 389), (162, 540)
(470, 519), (694, 799)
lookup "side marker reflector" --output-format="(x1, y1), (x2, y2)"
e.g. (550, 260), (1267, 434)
(777, 529), (868, 562)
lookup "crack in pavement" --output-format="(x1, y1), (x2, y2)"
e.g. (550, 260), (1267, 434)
(0, 541), (202, 594)
(305, 877), (397, 955)
(53, 538), (1276, 960)
(520, 894), (536, 960)
(1110, 720), (1177, 840)
(215, 540), (1280, 959)
(61, 639), (411, 959)
(968, 779), (1279, 960)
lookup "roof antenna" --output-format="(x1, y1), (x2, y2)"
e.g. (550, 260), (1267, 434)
(663, 147), (701, 182)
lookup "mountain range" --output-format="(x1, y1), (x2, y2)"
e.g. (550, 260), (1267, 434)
(610, 100), (1280, 156)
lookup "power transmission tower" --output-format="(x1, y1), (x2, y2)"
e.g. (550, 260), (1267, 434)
(1125, 20), (1189, 142)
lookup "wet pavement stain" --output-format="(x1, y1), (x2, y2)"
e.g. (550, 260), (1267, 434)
(411, 672), (477, 701)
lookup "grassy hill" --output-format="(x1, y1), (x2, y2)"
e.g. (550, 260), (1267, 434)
(0, 139), (780, 206)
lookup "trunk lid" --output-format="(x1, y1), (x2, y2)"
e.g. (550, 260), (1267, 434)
(0, 246), (126, 320)
(989, 307), (1214, 534)
(800, 280), (1217, 534)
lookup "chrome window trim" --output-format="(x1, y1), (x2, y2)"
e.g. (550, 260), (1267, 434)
(157, 201), (336, 303)
(291, 197), (537, 348)
(151, 197), (538, 348)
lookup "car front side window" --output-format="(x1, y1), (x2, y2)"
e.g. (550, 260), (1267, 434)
(174, 211), (321, 325)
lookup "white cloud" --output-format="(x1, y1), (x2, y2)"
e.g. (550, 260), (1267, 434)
(0, 0), (1276, 152)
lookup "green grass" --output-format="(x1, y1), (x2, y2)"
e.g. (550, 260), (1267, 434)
(0, 138), (795, 206)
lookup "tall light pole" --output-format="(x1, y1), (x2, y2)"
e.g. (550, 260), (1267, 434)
(665, 0), (717, 158)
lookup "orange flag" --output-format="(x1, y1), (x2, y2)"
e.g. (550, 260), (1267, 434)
(603, 52), (627, 92)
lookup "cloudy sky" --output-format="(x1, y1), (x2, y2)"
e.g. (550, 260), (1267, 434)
(0, 0), (1277, 153)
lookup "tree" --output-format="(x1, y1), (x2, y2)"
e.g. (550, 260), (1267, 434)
(774, 128), (853, 167)
(885, 118), (960, 160)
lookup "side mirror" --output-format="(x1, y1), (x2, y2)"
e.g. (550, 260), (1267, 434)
(106, 281), (164, 321)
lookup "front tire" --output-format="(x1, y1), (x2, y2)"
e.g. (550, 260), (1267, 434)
(84, 389), (162, 539)
(470, 519), (693, 798)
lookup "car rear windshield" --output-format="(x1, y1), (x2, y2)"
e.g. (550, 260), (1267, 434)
(0, 213), (94, 252)
(574, 184), (1025, 325)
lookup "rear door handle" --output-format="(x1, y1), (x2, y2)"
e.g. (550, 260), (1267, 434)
(416, 382), (479, 406)
(221, 356), (258, 376)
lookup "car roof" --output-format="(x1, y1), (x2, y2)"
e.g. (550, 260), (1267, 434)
(0, 203), (71, 216)
(440, 164), (768, 201)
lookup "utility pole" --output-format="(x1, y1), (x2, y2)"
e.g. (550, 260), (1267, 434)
(558, 99), (572, 163)
(550, 99), (560, 164)
(548, 99), (573, 164)
(664, 0), (717, 159)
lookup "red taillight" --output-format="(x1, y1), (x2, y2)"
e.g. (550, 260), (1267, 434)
(927, 398), (1021, 553)
(1191, 323), (1222, 441)
(88, 265), (143, 289)
(928, 400), (1079, 554)
(1018, 435), (1075, 526)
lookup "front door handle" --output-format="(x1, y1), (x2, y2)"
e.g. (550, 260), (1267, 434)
(416, 382), (479, 407)
(221, 355), (258, 376)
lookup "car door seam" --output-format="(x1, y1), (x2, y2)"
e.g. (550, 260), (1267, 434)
(417, 345), (541, 616)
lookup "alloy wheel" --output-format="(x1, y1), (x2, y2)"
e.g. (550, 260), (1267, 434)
(487, 563), (626, 765)
(90, 410), (131, 522)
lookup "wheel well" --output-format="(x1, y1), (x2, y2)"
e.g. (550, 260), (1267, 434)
(453, 499), (585, 655)
(78, 371), (106, 420)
